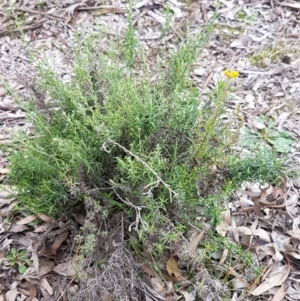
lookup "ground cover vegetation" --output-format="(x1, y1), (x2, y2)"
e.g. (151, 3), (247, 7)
(4, 3), (286, 300)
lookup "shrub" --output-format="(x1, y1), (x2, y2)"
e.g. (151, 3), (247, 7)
(5, 11), (285, 300)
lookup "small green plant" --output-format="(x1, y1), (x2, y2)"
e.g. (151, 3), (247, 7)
(161, 5), (173, 39)
(6, 247), (31, 274)
(227, 149), (283, 186)
(235, 9), (258, 22)
(122, 0), (137, 67)
(240, 115), (294, 153)
(248, 42), (296, 67)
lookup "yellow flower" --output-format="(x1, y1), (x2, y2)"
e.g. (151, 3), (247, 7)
(224, 69), (239, 79)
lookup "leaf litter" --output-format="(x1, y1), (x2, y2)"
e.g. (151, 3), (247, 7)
(1, 0), (300, 300)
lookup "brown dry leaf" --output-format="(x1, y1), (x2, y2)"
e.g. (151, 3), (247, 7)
(40, 277), (53, 295)
(166, 281), (173, 294)
(19, 259), (52, 280)
(140, 264), (157, 277)
(28, 283), (37, 299)
(38, 214), (55, 223)
(233, 278), (248, 290)
(150, 277), (164, 293)
(34, 224), (49, 233)
(71, 213), (86, 226)
(250, 261), (290, 296)
(18, 284), (37, 301)
(253, 197), (263, 217)
(9, 224), (29, 233)
(53, 259), (76, 277)
(258, 246), (283, 262)
(216, 209), (231, 236)
(32, 251), (39, 274)
(16, 214), (38, 225)
(69, 285), (79, 296)
(179, 290), (195, 301)
(228, 267), (243, 278)
(5, 288), (18, 301)
(0, 201), (18, 216)
(227, 226), (271, 242)
(271, 284), (286, 301)
(27, 240), (39, 273)
(17, 287), (30, 297)
(166, 255), (180, 280)
(47, 231), (69, 255)
(218, 249), (228, 266)
(39, 260), (55, 276)
(187, 231), (204, 257)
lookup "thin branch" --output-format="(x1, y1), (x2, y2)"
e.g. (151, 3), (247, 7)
(113, 188), (148, 235)
(101, 138), (178, 202)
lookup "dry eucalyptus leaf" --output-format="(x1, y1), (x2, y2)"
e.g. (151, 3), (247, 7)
(150, 277), (164, 293)
(16, 214), (38, 225)
(166, 255), (179, 279)
(253, 198), (264, 217)
(37, 214), (55, 223)
(178, 290), (196, 301)
(232, 278), (248, 290)
(188, 231), (205, 258)
(140, 264), (157, 277)
(18, 284), (37, 300)
(47, 231), (69, 255)
(53, 260), (76, 277)
(271, 284), (286, 301)
(9, 224), (29, 233)
(0, 201), (19, 216)
(40, 277), (53, 295)
(216, 209), (231, 236)
(258, 245), (283, 262)
(218, 249), (228, 266)
(33, 224), (49, 233)
(69, 285), (79, 296)
(5, 288), (18, 301)
(227, 226), (271, 242)
(71, 213), (86, 226)
(250, 262), (290, 296)
(38, 260), (55, 277)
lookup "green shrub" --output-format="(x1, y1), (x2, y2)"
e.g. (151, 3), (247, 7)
(4, 3), (287, 300)
(6, 16), (283, 249)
